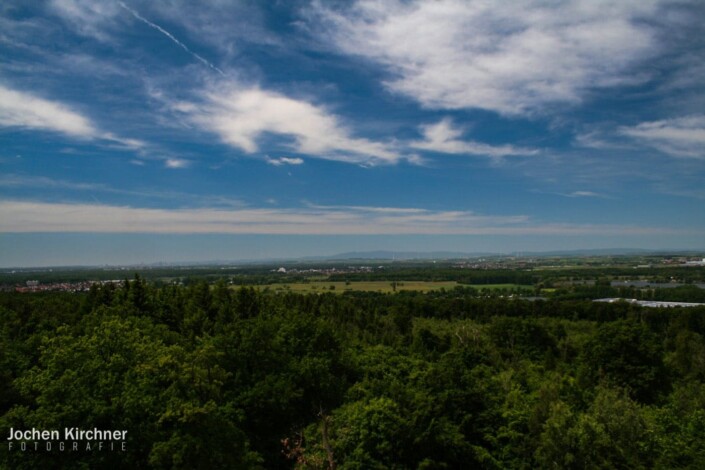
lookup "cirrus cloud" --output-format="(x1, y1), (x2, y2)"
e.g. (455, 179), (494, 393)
(412, 119), (537, 158)
(310, 0), (664, 115)
(619, 115), (705, 159)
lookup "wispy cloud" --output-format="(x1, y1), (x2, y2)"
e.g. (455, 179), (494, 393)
(49, 0), (121, 42)
(0, 200), (684, 236)
(50, 0), (226, 76)
(0, 84), (96, 137)
(531, 187), (613, 200)
(0, 84), (152, 155)
(265, 156), (304, 166)
(619, 115), (705, 159)
(411, 119), (537, 158)
(48, 0), (280, 59)
(574, 131), (624, 150)
(117, 1), (224, 76)
(0, 174), (246, 207)
(310, 0), (664, 115)
(101, 132), (148, 151)
(181, 83), (406, 165)
(147, 0), (282, 55)
(0, 174), (108, 192)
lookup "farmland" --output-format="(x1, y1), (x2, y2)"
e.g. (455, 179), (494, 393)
(250, 280), (525, 293)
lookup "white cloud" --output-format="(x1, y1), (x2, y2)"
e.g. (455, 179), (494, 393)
(619, 115), (705, 158)
(412, 119), (537, 158)
(311, 0), (662, 115)
(0, 200), (680, 236)
(164, 158), (190, 169)
(0, 85), (96, 137)
(183, 84), (404, 165)
(568, 191), (603, 198)
(265, 156), (304, 166)
(0, 85), (151, 154)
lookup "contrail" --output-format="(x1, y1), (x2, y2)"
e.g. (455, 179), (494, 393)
(118, 1), (225, 76)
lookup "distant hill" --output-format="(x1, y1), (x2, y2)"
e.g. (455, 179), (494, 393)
(313, 248), (693, 261)
(5, 248), (703, 271)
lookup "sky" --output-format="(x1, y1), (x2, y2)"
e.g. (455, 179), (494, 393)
(1, 0), (704, 266)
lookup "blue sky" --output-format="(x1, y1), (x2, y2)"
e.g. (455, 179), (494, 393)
(1, 0), (704, 266)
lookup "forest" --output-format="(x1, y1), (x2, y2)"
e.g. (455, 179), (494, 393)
(2, 275), (705, 469)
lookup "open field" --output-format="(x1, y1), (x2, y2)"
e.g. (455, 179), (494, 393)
(249, 281), (524, 294)
(254, 280), (458, 293)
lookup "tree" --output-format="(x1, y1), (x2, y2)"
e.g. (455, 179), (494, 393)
(535, 387), (655, 469)
(581, 320), (668, 403)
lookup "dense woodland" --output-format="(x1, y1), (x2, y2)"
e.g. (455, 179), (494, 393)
(2, 276), (705, 468)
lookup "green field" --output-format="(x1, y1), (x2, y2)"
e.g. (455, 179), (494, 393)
(251, 281), (524, 293)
